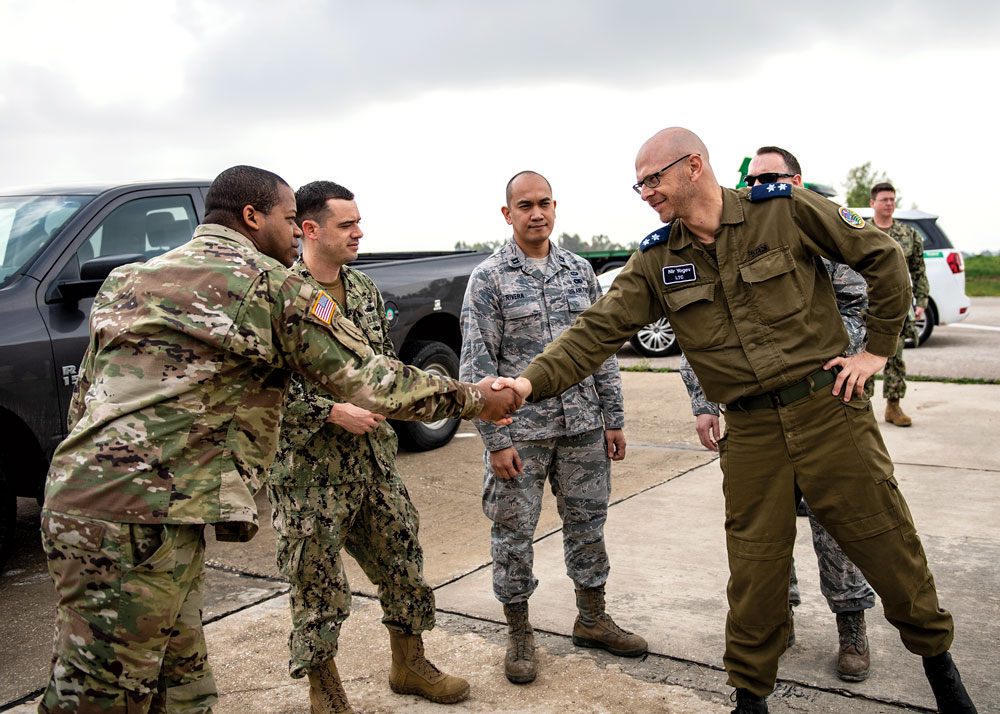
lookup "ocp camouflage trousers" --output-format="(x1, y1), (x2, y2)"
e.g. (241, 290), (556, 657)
(483, 427), (611, 604)
(788, 502), (876, 614)
(39, 511), (215, 714)
(267, 470), (434, 679)
(865, 330), (908, 401)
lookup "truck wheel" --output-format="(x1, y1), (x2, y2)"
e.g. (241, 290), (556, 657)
(0, 465), (14, 571)
(906, 303), (936, 348)
(629, 317), (680, 357)
(391, 341), (462, 451)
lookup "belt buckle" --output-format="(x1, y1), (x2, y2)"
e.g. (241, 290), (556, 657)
(769, 392), (783, 408)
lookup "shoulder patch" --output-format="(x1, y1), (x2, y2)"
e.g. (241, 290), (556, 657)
(639, 224), (671, 252)
(749, 183), (793, 201)
(838, 207), (866, 229)
(310, 291), (337, 324)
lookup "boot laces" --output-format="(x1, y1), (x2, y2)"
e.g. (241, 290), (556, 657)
(838, 614), (866, 651)
(408, 638), (444, 680)
(316, 667), (350, 709)
(506, 606), (534, 660)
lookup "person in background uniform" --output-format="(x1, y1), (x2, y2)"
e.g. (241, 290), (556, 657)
(679, 146), (876, 683)
(868, 181), (929, 427)
(39, 165), (521, 714)
(266, 180), (469, 714)
(498, 129), (977, 714)
(460, 171), (646, 685)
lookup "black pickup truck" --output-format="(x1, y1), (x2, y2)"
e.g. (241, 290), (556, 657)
(0, 180), (488, 563)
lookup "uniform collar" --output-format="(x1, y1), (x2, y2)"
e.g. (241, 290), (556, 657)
(501, 237), (565, 271)
(669, 187), (745, 250)
(193, 223), (259, 252)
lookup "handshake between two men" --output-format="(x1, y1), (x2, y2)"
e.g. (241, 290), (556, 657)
(475, 376), (535, 425)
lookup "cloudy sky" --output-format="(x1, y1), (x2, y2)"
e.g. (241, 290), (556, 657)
(2, 1), (998, 253)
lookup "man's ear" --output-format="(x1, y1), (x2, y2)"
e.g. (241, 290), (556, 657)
(300, 219), (319, 240)
(242, 204), (261, 231)
(501, 205), (513, 225)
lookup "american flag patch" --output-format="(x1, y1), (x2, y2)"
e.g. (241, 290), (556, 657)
(311, 291), (336, 324)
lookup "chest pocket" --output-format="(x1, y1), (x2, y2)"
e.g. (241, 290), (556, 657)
(738, 246), (805, 324)
(566, 292), (591, 314)
(663, 281), (728, 350)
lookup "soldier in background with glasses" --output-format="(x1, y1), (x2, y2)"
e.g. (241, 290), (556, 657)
(681, 146), (877, 684)
(498, 128), (977, 714)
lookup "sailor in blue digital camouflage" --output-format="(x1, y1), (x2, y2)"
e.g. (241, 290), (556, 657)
(459, 171), (646, 685)
(39, 166), (520, 714)
(266, 181), (469, 713)
(678, 147), (876, 684)
(866, 182), (930, 427)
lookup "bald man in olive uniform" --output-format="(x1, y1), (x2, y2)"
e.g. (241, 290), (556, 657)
(497, 129), (976, 714)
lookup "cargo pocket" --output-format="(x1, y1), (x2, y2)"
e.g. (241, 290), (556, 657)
(738, 246), (805, 324)
(663, 281), (727, 349)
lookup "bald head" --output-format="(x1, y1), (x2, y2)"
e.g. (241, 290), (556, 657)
(637, 128), (709, 168)
(506, 171), (552, 206)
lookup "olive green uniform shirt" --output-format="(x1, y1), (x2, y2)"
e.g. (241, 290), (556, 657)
(522, 186), (911, 406)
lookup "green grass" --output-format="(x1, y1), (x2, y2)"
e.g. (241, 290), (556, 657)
(963, 254), (1000, 296)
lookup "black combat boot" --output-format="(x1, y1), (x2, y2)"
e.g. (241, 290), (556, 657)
(922, 651), (977, 713)
(730, 688), (768, 713)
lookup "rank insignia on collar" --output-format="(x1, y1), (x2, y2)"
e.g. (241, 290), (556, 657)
(311, 291), (336, 324)
(749, 183), (792, 201)
(838, 207), (866, 229)
(640, 224), (671, 252)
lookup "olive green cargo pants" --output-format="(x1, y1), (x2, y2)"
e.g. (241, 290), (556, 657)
(719, 389), (953, 696)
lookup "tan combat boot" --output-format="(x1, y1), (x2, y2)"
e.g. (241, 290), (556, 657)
(885, 399), (912, 426)
(387, 632), (470, 704)
(836, 611), (871, 682)
(572, 586), (648, 657)
(307, 658), (355, 714)
(503, 601), (537, 684)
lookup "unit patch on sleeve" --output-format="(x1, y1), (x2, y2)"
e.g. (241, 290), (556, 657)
(662, 264), (697, 285)
(838, 207), (866, 229)
(310, 291), (337, 324)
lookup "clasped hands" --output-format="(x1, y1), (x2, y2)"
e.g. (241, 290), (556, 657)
(475, 376), (535, 425)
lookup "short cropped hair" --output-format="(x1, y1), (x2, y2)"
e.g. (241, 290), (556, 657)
(294, 181), (355, 226)
(755, 146), (801, 176)
(204, 165), (289, 227)
(871, 182), (896, 199)
(505, 170), (552, 206)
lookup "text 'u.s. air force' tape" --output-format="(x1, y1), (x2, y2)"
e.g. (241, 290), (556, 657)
(663, 264), (696, 285)
(640, 223), (671, 252)
(749, 183), (793, 201)
(310, 291), (337, 324)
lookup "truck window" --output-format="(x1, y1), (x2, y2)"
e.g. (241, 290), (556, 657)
(0, 195), (92, 288)
(77, 195), (197, 267)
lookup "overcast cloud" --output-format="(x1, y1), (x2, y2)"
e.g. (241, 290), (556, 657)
(1, 1), (998, 252)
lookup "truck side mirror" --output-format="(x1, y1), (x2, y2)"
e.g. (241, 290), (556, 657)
(46, 253), (147, 304)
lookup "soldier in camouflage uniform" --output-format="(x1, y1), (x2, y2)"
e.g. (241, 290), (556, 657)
(459, 171), (646, 685)
(266, 181), (468, 713)
(679, 148), (877, 683)
(867, 182), (930, 427)
(39, 166), (520, 714)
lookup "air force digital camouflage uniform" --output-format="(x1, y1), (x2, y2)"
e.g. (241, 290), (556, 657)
(267, 261), (434, 679)
(41, 224), (485, 714)
(460, 240), (624, 603)
(872, 220), (929, 400)
(679, 259), (876, 615)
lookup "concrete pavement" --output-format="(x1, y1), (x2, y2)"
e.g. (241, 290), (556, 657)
(7, 376), (998, 713)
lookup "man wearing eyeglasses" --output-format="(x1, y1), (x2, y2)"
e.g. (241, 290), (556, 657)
(497, 129), (977, 713)
(868, 181), (929, 427)
(459, 171), (645, 686)
(680, 146), (877, 684)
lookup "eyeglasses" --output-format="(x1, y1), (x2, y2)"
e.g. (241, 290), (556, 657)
(632, 153), (698, 195)
(744, 172), (795, 187)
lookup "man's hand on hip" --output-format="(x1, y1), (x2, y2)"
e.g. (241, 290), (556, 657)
(824, 350), (888, 402)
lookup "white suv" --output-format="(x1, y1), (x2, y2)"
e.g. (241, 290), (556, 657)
(596, 208), (970, 357)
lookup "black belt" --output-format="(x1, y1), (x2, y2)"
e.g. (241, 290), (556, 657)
(725, 366), (841, 411)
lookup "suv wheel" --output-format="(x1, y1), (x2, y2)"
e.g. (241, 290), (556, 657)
(391, 341), (462, 451)
(906, 302), (936, 348)
(629, 317), (680, 357)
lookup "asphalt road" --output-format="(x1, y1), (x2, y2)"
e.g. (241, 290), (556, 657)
(2, 297), (998, 710)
